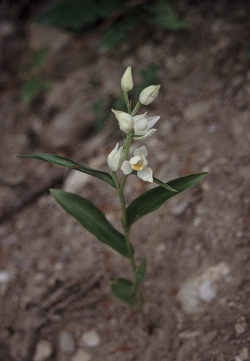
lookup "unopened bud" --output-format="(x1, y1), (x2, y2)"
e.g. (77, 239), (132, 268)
(121, 66), (133, 92)
(139, 85), (161, 105)
(107, 143), (124, 171)
(112, 109), (134, 133)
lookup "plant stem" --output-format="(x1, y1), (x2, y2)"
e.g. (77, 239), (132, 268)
(123, 90), (131, 114)
(131, 101), (140, 116)
(111, 171), (136, 276)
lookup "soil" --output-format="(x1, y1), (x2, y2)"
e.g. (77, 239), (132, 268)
(0, 1), (250, 361)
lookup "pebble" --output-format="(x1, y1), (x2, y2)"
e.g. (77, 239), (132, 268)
(63, 170), (91, 193)
(80, 330), (101, 348)
(178, 330), (203, 339)
(71, 349), (91, 361)
(33, 339), (52, 361)
(193, 217), (201, 228)
(183, 100), (213, 122)
(176, 262), (230, 314)
(239, 347), (249, 360)
(0, 21), (15, 36)
(171, 201), (189, 216)
(235, 357), (242, 361)
(59, 330), (76, 354)
(0, 270), (11, 296)
(235, 316), (247, 335)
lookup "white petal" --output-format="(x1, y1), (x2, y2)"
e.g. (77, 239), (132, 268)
(130, 155), (141, 165)
(133, 129), (157, 140)
(134, 116), (147, 133)
(134, 146), (148, 158)
(137, 167), (153, 182)
(133, 113), (147, 121)
(121, 161), (132, 175)
(107, 143), (124, 171)
(147, 116), (160, 130)
(141, 155), (148, 167)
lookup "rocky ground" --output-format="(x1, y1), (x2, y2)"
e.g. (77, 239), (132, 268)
(0, 1), (250, 361)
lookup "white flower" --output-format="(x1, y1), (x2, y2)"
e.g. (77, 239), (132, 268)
(121, 146), (153, 182)
(107, 143), (124, 171)
(121, 66), (133, 92)
(133, 112), (160, 140)
(139, 85), (161, 105)
(112, 109), (134, 133)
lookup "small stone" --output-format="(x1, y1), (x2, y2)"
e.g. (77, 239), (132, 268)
(59, 330), (76, 354)
(33, 273), (46, 284)
(235, 316), (247, 335)
(71, 349), (91, 361)
(234, 357), (242, 361)
(171, 201), (189, 216)
(0, 270), (11, 296)
(155, 243), (166, 253)
(80, 330), (100, 348)
(178, 330), (203, 339)
(0, 21), (15, 36)
(183, 100), (213, 122)
(33, 339), (52, 361)
(176, 262), (230, 314)
(193, 217), (201, 227)
(63, 170), (91, 193)
(208, 123), (218, 133)
(239, 347), (249, 360)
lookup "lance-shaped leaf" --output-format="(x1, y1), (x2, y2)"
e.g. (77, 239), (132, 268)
(131, 172), (176, 192)
(18, 153), (115, 188)
(135, 259), (147, 289)
(127, 173), (208, 227)
(50, 189), (132, 258)
(153, 177), (176, 192)
(110, 278), (136, 306)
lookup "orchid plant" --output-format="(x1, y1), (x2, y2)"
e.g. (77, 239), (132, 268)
(18, 66), (207, 310)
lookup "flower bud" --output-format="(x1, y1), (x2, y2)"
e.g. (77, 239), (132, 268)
(112, 109), (134, 133)
(107, 143), (124, 171)
(139, 85), (161, 105)
(121, 66), (133, 91)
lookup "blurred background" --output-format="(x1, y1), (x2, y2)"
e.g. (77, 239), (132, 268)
(1, 1), (250, 360)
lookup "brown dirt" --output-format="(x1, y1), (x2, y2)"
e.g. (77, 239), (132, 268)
(0, 1), (250, 361)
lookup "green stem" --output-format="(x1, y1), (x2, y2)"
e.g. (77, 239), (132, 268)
(124, 130), (133, 160)
(123, 90), (132, 115)
(131, 101), (140, 116)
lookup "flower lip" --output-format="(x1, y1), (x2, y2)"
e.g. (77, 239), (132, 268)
(120, 146), (153, 182)
(130, 156), (144, 171)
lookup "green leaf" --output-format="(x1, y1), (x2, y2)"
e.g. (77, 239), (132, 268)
(245, 45), (250, 59)
(145, 0), (189, 31)
(32, 48), (50, 68)
(127, 173), (208, 227)
(50, 189), (132, 258)
(36, 0), (124, 31)
(99, 17), (137, 49)
(37, 0), (99, 30)
(17, 153), (115, 188)
(153, 177), (176, 192)
(135, 259), (147, 289)
(20, 76), (41, 103)
(110, 277), (136, 306)
(20, 76), (52, 103)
